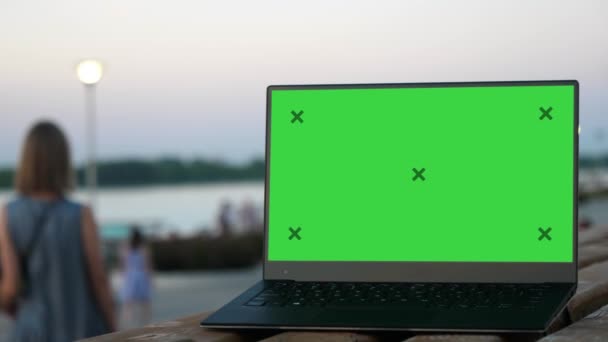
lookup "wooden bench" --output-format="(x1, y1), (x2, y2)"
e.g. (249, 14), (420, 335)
(82, 227), (608, 342)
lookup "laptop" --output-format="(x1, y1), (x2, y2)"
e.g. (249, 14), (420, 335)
(201, 80), (578, 333)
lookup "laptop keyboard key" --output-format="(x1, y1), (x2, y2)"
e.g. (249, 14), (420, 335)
(246, 300), (266, 306)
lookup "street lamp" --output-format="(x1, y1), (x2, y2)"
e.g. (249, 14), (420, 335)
(76, 60), (103, 209)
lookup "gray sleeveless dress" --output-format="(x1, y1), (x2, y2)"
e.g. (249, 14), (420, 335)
(6, 196), (109, 342)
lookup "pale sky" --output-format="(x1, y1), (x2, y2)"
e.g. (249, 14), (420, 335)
(1, 0), (607, 167)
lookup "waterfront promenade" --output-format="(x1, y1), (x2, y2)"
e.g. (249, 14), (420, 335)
(83, 225), (608, 342)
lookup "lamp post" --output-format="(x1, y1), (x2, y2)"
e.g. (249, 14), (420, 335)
(76, 60), (103, 209)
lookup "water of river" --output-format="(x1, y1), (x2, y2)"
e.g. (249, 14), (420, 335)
(1, 181), (606, 230)
(0, 182), (265, 233)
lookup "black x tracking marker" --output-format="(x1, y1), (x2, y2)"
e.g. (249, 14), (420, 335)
(539, 107), (553, 120)
(289, 227), (302, 240)
(538, 227), (552, 241)
(291, 110), (304, 123)
(412, 168), (426, 181)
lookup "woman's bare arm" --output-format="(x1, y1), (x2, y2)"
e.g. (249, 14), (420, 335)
(81, 206), (116, 331)
(0, 205), (20, 313)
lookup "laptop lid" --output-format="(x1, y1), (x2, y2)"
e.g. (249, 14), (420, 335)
(264, 81), (578, 283)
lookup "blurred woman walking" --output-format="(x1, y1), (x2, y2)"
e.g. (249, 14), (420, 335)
(0, 121), (115, 341)
(120, 227), (153, 328)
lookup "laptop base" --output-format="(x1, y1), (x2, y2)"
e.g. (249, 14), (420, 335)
(201, 281), (575, 333)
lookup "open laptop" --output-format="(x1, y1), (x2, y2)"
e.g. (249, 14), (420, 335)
(201, 80), (578, 333)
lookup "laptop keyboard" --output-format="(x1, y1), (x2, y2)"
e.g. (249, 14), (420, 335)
(245, 282), (551, 310)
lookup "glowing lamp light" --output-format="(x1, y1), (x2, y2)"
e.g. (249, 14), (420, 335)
(76, 60), (104, 85)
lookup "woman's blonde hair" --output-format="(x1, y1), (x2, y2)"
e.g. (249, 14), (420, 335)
(15, 121), (73, 196)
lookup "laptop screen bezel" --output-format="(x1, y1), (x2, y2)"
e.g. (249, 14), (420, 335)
(263, 80), (578, 283)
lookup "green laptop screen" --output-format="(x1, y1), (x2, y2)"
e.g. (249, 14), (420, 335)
(267, 84), (575, 262)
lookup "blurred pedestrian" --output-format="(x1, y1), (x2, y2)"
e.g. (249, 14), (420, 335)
(0, 121), (115, 341)
(239, 198), (260, 232)
(120, 227), (153, 328)
(218, 200), (235, 236)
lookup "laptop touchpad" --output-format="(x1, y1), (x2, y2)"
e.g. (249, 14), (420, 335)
(316, 308), (437, 327)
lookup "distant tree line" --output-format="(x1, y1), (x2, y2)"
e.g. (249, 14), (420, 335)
(0, 157), (265, 189)
(579, 156), (608, 168)
(0, 155), (603, 190)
